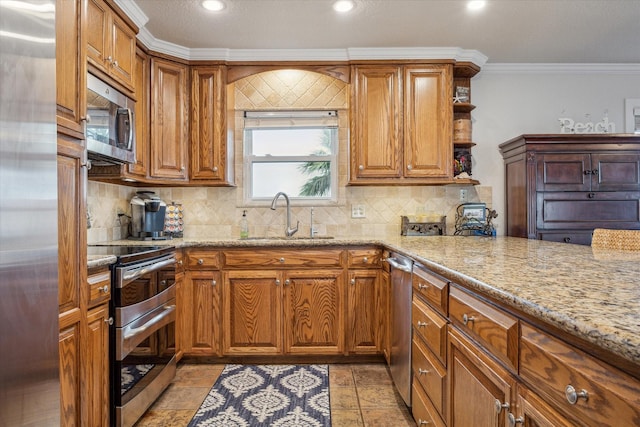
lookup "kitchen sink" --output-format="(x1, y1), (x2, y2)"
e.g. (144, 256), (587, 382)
(242, 236), (335, 240)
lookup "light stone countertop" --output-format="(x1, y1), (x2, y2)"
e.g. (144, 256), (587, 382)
(88, 235), (640, 368)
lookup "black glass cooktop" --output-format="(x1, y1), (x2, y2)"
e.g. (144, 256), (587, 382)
(88, 245), (175, 264)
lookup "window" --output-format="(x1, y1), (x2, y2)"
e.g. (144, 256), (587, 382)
(243, 110), (338, 203)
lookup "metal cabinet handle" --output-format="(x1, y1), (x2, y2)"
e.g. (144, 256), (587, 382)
(113, 60), (118, 67)
(350, 278), (356, 285)
(563, 237), (571, 243)
(99, 285), (109, 293)
(211, 280), (217, 286)
(565, 385), (588, 404)
(418, 368), (429, 375)
(213, 166), (218, 172)
(275, 279), (281, 286)
(462, 314), (475, 325)
(418, 419), (431, 425)
(416, 321), (428, 328)
(592, 169), (598, 175)
(508, 413), (524, 427)
(407, 164), (413, 170)
(105, 317), (114, 326)
(284, 279), (290, 286)
(495, 399), (510, 414)
(358, 165), (364, 170)
(198, 259), (204, 265)
(418, 283), (428, 290)
(107, 55), (113, 63)
(362, 257), (368, 263)
(588, 192), (596, 198)
(279, 257), (285, 263)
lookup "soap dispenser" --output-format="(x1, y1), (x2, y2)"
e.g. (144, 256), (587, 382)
(240, 210), (249, 239)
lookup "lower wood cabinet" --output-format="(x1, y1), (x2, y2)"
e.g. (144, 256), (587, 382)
(184, 270), (221, 356)
(448, 326), (515, 427)
(222, 269), (345, 355)
(347, 269), (378, 353)
(513, 384), (575, 427)
(58, 311), (82, 426)
(85, 303), (110, 427)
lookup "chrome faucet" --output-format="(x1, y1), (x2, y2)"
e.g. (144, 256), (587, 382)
(270, 192), (299, 237)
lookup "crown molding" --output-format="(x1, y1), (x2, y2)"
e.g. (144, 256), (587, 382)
(482, 63), (640, 74)
(114, 0), (148, 28)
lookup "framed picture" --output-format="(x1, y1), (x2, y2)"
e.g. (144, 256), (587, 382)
(625, 98), (640, 134)
(461, 203), (486, 222)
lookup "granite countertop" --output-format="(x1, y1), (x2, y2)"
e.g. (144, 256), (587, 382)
(88, 235), (640, 367)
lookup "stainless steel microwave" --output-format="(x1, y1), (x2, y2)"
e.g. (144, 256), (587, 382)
(86, 73), (135, 164)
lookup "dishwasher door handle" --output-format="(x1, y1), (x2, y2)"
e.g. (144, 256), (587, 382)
(386, 257), (412, 273)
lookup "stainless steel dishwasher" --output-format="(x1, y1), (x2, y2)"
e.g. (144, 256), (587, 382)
(386, 253), (413, 406)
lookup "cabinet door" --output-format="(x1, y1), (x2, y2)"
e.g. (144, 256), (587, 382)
(222, 270), (282, 354)
(59, 312), (82, 427)
(109, 12), (136, 90)
(126, 48), (149, 179)
(185, 270), (221, 356)
(85, 304), (110, 427)
(350, 65), (402, 179)
(403, 65), (453, 179)
(536, 153), (591, 191)
(85, 0), (109, 74)
(284, 269), (344, 355)
(513, 385), (576, 427)
(57, 135), (86, 314)
(56, 0), (85, 136)
(190, 66), (229, 182)
(591, 153), (640, 191)
(448, 327), (514, 427)
(347, 269), (378, 353)
(150, 58), (189, 180)
(378, 269), (390, 362)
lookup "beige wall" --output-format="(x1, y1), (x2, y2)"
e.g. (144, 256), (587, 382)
(87, 69), (491, 244)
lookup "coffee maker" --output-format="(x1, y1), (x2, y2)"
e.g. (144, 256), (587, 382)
(129, 191), (169, 240)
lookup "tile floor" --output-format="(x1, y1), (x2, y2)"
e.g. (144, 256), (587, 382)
(135, 362), (416, 426)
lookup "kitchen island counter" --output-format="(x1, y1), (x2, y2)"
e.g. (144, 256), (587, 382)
(91, 235), (640, 371)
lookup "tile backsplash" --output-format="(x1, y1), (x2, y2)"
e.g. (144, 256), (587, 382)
(87, 69), (492, 244)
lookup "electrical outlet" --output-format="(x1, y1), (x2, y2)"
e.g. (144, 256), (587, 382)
(351, 204), (366, 218)
(459, 189), (468, 202)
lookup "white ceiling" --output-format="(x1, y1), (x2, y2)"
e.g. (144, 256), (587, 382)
(125, 0), (640, 64)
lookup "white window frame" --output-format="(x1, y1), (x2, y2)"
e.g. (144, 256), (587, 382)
(243, 110), (339, 205)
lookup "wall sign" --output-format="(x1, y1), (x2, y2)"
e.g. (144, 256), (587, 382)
(558, 116), (616, 134)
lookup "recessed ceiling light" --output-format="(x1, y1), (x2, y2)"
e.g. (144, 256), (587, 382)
(467, 0), (486, 11)
(333, 0), (355, 13)
(202, 0), (225, 12)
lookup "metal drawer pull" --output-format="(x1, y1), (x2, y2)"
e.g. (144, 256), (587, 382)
(211, 280), (217, 286)
(105, 317), (114, 325)
(495, 399), (509, 413)
(462, 314), (475, 325)
(275, 279), (281, 286)
(418, 368), (429, 375)
(565, 385), (589, 404)
(279, 257), (285, 263)
(418, 283), (428, 290)
(284, 279), (290, 286)
(363, 257), (368, 263)
(99, 285), (109, 293)
(351, 279), (356, 285)
(416, 321), (428, 328)
(418, 420), (431, 425)
(198, 259), (204, 265)
(508, 413), (524, 427)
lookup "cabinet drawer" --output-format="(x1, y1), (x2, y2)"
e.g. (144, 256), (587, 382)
(520, 323), (640, 427)
(223, 249), (343, 269)
(185, 249), (221, 270)
(449, 286), (518, 371)
(412, 337), (446, 417)
(412, 265), (448, 315)
(537, 231), (593, 246)
(88, 268), (111, 308)
(412, 297), (447, 365)
(412, 380), (446, 427)
(347, 248), (382, 268)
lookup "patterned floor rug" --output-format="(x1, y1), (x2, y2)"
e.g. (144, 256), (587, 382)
(188, 364), (331, 427)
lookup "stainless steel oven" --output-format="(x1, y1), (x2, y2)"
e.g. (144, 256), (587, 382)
(103, 246), (177, 427)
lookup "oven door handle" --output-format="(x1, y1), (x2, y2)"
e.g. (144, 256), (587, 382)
(121, 256), (176, 282)
(123, 304), (175, 341)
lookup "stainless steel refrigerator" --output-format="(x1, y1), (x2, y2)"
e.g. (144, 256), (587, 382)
(0, 1), (60, 425)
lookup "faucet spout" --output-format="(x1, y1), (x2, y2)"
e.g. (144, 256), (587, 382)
(270, 192), (299, 237)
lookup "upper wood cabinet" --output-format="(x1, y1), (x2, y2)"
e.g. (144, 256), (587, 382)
(350, 64), (453, 185)
(56, 0), (86, 137)
(124, 47), (150, 180)
(85, 0), (136, 92)
(190, 66), (234, 185)
(150, 57), (189, 181)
